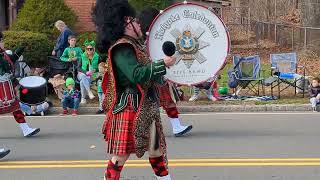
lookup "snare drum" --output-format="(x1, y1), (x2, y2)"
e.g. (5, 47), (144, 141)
(0, 75), (19, 114)
(19, 76), (47, 105)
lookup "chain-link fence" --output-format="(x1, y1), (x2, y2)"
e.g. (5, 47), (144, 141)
(253, 21), (320, 52)
(219, 6), (253, 46)
(216, 5), (320, 54)
(178, 1), (320, 53)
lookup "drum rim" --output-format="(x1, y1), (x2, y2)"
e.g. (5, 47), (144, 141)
(19, 76), (47, 87)
(146, 1), (231, 86)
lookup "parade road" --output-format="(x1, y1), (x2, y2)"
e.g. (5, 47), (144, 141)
(1, 113), (320, 180)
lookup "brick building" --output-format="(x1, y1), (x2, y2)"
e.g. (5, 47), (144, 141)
(0, 0), (97, 32)
(64, 0), (96, 32)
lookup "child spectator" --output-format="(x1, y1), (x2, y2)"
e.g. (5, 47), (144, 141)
(95, 62), (106, 114)
(20, 101), (51, 116)
(189, 79), (220, 102)
(60, 35), (83, 62)
(309, 77), (320, 112)
(61, 77), (80, 116)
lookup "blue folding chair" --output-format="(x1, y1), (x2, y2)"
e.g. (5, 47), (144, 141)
(269, 52), (306, 98)
(232, 55), (264, 96)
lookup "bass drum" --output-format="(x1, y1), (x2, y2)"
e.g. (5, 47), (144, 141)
(147, 2), (230, 86)
(19, 76), (47, 105)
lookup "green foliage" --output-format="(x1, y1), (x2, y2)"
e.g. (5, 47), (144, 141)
(11, 0), (77, 37)
(129, 0), (174, 11)
(77, 32), (97, 50)
(3, 31), (53, 67)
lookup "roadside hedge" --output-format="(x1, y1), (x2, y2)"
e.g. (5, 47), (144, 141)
(3, 31), (53, 67)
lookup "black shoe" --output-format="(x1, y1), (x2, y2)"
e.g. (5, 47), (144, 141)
(96, 110), (105, 114)
(174, 125), (193, 137)
(0, 149), (10, 159)
(25, 128), (41, 137)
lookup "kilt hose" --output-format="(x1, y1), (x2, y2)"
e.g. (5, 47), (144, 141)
(12, 109), (26, 123)
(0, 101), (26, 124)
(103, 98), (136, 155)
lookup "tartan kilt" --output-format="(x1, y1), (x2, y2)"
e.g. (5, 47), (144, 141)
(157, 84), (176, 109)
(103, 100), (136, 155)
(0, 99), (19, 114)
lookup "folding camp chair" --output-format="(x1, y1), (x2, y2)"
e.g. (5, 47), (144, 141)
(269, 52), (306, 98)
(233, 55), (264, 96)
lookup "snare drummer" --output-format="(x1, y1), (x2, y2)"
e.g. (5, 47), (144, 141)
(0, 31), (40, 137)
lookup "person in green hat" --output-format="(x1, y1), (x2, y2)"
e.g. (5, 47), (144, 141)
(61, 77), (80, 115)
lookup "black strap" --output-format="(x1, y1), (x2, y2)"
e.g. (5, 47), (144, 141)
(233, 57), (244, 70)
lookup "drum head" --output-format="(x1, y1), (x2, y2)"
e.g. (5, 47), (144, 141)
(147, 2), (230, 86)
(19, 76), (47, 88)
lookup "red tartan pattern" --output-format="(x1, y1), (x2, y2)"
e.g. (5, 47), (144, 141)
(157, 83), (176, 109)
(104, 98), (136, 155)
(149, 156), (169, 177)
(0, 99), (19, 114)
(0, 78), (19, 114)
(105, 160), (123, 180)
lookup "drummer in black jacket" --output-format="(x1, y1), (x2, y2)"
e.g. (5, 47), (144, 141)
(0, 31), (40, 138)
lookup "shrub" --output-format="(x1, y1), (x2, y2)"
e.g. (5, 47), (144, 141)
(3, 31), (53, 67)
(129, 0), (174, 11)
(11, 0), (77, 38)
(77, 32), (97, 50)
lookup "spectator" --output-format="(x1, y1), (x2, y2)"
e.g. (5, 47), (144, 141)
(52, 20), (74, 58)
(77, 40), (99, 104)
(309, 77), (320, 112)
(60, 35), (83, 62)
(19, 101), (51, 116)
(61, 77), (80, 116)
(189, 81), (219, 101)
(96, 62), (106, 114)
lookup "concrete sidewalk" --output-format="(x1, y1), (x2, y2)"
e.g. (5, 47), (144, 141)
(48, 104), (313, 114)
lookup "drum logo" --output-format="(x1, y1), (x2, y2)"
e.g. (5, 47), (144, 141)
(171, 25), (210, 69)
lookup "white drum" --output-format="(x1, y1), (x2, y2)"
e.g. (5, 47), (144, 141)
(147, 2), (230, 86)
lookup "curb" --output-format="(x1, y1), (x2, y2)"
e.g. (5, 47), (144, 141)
(48, 104), (313, 114)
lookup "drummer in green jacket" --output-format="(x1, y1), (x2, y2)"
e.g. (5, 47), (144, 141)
(77, 40), (99, 104)
(60, 35), (83, 62)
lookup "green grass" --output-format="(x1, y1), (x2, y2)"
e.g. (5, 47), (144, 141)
(217, 63), (271, 88)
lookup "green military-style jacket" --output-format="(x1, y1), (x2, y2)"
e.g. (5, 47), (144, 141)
(112, 45), (166, 89)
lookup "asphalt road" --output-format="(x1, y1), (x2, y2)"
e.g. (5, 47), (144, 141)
(1, 112), (320, 180)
